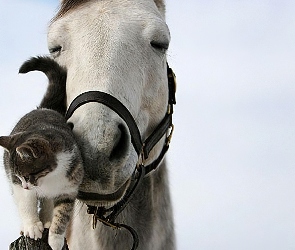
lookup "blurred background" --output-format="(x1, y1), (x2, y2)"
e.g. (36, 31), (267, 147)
(0, 1), (294, 249)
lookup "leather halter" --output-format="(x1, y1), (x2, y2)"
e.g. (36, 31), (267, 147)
(65, 65), (176, 174)
(64, 65), (176, 249)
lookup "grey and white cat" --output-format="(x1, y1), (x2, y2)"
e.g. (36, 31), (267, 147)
(0, 57), (83, 250)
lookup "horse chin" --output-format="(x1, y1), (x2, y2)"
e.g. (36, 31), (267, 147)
(77, 146), (138, 207)
(77, 178), (131, 207)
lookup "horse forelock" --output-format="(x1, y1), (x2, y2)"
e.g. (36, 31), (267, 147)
(53, 0), (166, 21)
(53, 0), (92, 20)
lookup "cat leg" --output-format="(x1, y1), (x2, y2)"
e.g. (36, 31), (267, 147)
(39, 197), (54, 228)
(48, 195), (75, 250)
(12, 185), (44, 240)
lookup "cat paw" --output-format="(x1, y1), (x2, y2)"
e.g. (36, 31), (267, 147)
(22, 221), (44, 240)
(48, 231), (65, 250)
(43, 221), (51, 229)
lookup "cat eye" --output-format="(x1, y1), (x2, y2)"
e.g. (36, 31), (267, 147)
(30, 169), (44, 176)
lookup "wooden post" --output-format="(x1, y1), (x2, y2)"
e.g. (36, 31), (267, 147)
(9, 229), (69, 250)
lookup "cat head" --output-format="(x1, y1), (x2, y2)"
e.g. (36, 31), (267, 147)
(0, 133), (56, 186)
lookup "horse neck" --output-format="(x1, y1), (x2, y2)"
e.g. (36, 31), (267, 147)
(69, 160), (175, 250)
(105, 160), (174, 249)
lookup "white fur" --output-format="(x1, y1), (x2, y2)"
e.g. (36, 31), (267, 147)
(12, 185), (44, 240)
(48, 231), (66, 250)
(36, 150), (78, 198)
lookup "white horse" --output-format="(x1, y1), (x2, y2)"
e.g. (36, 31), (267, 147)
(48, 0), (175, 249)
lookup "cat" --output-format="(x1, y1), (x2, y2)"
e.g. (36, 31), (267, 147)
(0, 57), (83, 250)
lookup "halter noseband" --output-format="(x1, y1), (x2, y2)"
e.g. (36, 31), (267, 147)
(64, 64), (176, 250)
(65, 64), (176, 173)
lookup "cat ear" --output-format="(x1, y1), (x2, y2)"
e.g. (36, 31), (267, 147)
(16, 138), (50, 160)
(0, 133), (23, 152)
(0, 136), (13, 151)
(16, 144), (39, 160)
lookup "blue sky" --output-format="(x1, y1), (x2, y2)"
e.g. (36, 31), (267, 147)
(0, 1), (295, 249)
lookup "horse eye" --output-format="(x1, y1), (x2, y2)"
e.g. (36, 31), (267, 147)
(49, 46), (62, 56)
(150, 41), (169, 53)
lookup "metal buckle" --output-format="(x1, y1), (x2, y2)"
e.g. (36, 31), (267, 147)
(168, 69), (177, 93)
(136, 144), (146, 170)
(167, 104), (172, 115)
(166, 124), (174, 146)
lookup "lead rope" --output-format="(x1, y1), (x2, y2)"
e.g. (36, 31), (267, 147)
(87, 164), (145, 250)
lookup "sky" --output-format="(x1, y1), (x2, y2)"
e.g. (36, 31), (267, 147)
(0, 0), (295, 249)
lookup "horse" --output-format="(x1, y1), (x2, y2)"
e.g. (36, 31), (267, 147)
(47, 0), (176, 249)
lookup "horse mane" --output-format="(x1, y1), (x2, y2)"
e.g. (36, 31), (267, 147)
(53, 0), (165, 21)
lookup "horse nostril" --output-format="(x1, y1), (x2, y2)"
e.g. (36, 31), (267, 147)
(109, 124), (129, 161)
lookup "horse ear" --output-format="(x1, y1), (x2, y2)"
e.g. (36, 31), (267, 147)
(154, 0), (166, 15)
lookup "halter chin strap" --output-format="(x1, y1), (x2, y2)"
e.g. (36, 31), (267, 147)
(65, 64), (176, 174)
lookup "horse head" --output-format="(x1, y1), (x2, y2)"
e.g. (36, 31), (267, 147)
(48, 0), (171, 207)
